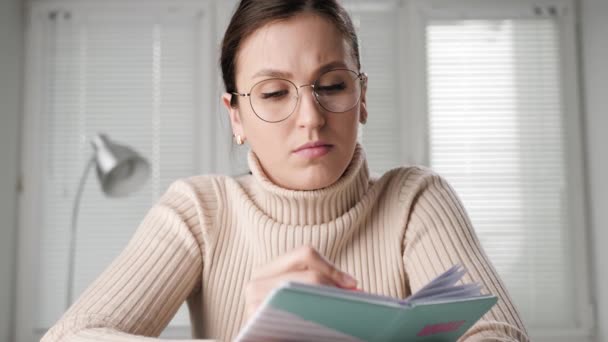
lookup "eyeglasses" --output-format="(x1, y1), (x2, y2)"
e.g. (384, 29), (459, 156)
(231, 68), (367, 123)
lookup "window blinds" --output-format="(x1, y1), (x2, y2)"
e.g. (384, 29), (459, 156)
(36, 6), (205, 330)
(347, 2), (403, 174)
(426, 17), (578, 329)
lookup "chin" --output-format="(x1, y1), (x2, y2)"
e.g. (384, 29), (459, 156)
(294, 169), (341, 191)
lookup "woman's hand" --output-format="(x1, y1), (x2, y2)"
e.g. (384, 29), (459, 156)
(244, 245), (357, 320)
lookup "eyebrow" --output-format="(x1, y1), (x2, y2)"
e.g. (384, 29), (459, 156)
(251, 61), (350, 79)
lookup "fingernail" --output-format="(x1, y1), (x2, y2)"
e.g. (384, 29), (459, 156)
(341, 273), (357, 287)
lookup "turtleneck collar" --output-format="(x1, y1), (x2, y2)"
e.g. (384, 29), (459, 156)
(247, 144), (370, 226)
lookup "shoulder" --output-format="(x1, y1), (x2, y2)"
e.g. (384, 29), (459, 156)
(159, 172), (254, 213)
(155, 173), (246, 250)
(158, 174), (240, 224)
(370, 165), (463, 224)
(374, 166), (470, 244)
(375, 165), (450, 199)
(160, 174), (223, 205)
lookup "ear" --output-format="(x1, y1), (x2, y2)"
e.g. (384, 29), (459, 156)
(359, 81), (368, 125)
(222, 93), (245, 140)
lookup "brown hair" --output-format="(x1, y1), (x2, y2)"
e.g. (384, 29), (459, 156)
(220, 0), (361, 107)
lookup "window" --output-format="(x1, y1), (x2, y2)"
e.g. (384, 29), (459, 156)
(17, 2), (214, 340)
(347, 2), (404, 173)
(403, 0), (592, 340)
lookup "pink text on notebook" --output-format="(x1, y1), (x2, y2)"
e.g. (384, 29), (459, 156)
(416, 320), (466, 337)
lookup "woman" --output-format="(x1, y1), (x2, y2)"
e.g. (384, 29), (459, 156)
(43, 0), (529, 341)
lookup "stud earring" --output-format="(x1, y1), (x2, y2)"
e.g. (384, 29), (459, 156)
(235, 135), (244, 145)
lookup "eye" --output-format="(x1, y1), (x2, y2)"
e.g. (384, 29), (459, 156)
(317, 82), (347, 93)
(261, 89), (289, 99)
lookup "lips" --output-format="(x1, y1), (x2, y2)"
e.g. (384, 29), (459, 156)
(294, 141), (333, 153)
(293, 141), (334, 158)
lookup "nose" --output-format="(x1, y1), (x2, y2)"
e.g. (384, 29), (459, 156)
(294, 85), (326, 129)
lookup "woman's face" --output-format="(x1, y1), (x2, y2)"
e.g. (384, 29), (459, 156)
(222, 13), (367, 191)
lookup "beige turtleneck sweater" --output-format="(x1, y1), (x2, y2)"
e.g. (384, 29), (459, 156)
(42, 145), (529, 342)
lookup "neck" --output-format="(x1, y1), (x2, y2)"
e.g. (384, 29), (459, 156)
(247, 144), (371, 226)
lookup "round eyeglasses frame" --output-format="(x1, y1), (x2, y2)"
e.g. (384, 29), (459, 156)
(230, 68), (368, 123)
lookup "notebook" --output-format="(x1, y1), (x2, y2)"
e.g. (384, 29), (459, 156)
(235, 264), (497, 342)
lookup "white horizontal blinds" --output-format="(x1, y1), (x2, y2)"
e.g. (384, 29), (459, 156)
(347, 2), (402, 174)
(426, 18), (573, 327)
(37, 8), (203, 329)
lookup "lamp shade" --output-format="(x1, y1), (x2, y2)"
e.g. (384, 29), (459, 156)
(91, 133), (150, 197)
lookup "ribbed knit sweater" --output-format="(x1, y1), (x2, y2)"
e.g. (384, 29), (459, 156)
(42, 145), (529, 342)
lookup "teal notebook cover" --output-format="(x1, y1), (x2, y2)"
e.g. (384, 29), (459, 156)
(236, 265), (498, 342)
(268, 286), (497, 341)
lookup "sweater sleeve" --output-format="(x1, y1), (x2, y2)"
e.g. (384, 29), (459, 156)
(41, 181), (212, 342)
(401, 171), (530, 342)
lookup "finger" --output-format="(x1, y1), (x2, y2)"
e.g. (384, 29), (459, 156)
(252, 246), (320, 279)
(247, 269), (336, 308)
(276, 269), (336, 287)
(252, 246), (357, 288)
(245, 269), (336, 321)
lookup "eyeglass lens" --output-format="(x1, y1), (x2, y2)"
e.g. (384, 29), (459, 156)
(249, 69), (362, 123)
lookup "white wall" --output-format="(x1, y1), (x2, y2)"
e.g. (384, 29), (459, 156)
(580, 0), (608, 341)
(0, 0), (23, 340)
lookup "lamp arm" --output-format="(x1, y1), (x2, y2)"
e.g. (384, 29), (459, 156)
(66, 155), (96, 310)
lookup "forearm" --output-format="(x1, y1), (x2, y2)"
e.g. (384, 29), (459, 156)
(42, 184), (205, 342)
